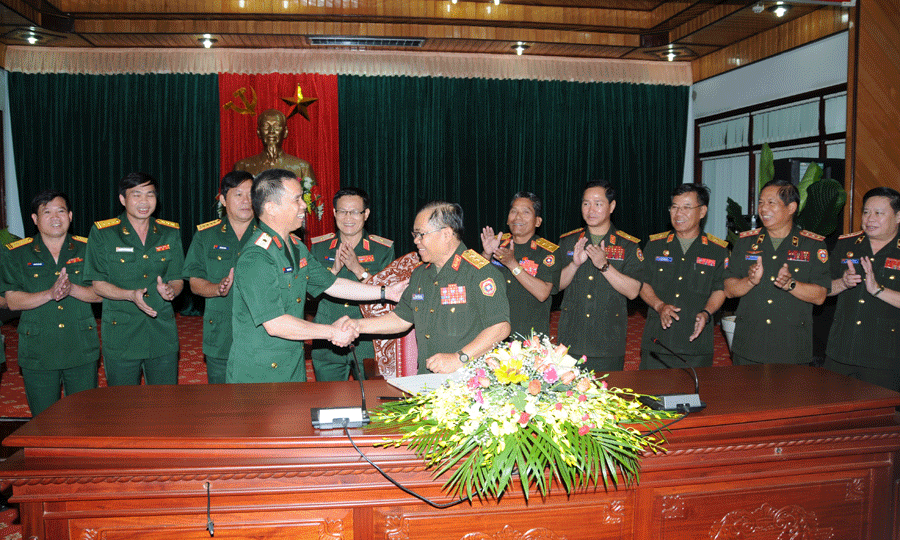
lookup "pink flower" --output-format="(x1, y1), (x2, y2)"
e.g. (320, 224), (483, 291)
(475, 389), (484, 404)
(528, 379), (542, 396)
(518, 412), (531, 426)
(566, 390), (574, 397)
(578, 394), (587, 402)
(601, 381), (608, 390)
(523, 339), (532, 347)
(555, 403), (563, 411)
(479, 376), (491, 388)
(578, 425), (590, 436)
(560, 371), (576, 384)
(576, 378), (591, 393)
(542, 367), (559, 383)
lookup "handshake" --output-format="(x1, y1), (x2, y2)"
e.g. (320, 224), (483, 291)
(330, 316), (362, 348)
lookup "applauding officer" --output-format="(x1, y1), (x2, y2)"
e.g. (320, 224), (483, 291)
(724, 179), (829, 365)
(557, 180), (642, 373)
(227, 169), (405, 383)
(0, 191), (101, 416)
(85, 173), (185, 386)
(825, 187), (900, 390)
(639, 184), (727, 369)
(184, 171), (256, 384)
(481, 192), (560, 338)
(311, 187), (394, 381)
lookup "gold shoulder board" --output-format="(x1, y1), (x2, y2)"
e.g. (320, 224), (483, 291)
(800, 230), (825, 241)
(5, 237), (33, 250)
(95, 218), (121, 229)
(838, 230), (863, 240)
(311, 232), (335, 244)
(72, 235), (88, 243)
(462, 249), (490, 269)
(369, 234), (394, 247)
(615, 230), (640, 244)
(196, 219), (221, 232)
(706, 233), (728, 248)
(739, 228), (762, 238)
(155, 218), (180, 229)
(648, 231), (669, 242)
(534, 237), (559, 252)
(560, 228), (583, 238)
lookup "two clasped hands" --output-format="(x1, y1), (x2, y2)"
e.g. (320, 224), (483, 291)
(327, 279), (409, 348)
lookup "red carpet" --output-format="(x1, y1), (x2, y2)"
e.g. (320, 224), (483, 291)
(0, 310), (733, 419)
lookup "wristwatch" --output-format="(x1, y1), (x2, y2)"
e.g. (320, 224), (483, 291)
(457, 350), (469, 364)
(786, 279), (796, 291)
(359, 271), (370, 282)
(599, 261), (610, 273)
(511, 266), (523, 276)
(874, 284), (885, 296)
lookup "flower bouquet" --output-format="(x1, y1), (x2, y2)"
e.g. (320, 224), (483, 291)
(369, 333), (681, 500)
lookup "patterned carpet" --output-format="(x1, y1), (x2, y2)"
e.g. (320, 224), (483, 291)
(0, 310), (733, 419)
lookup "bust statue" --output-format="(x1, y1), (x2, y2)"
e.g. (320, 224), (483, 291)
(234, 109), (316, 184)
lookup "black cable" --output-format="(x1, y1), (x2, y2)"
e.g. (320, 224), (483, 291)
(341, 419), (471, 509)
(205, 481), (214, 537)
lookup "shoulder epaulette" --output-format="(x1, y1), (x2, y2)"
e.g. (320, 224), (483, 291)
(615, 230), (640, 244)
(534, 237), (559, 252)
(706, 233), (728, 248)
(155, 218), (179, 229)
(95, 218), (121, 229)
(648, 231), (669, 242)
(196, 219), (221, 232)
(800, 229), (825, 241)
(5, 237), (33, 250)
(311, 232), (335, 244)
(560, 228), (583, 238)
(839, 230), (864, 240)
(461, 249), (490, 269)
(369, 234), (394, 248)
(254, 232), (272, 249)
(739, 228), (762, 238)
(72, 235), (88, 244)
(290, 233), (301, 245)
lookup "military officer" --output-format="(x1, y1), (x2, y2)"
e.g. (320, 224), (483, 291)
(825, 187), (900, 391)
(480, 192), (560, 337)
(227, 169), (405, 384)
(183, 171), (256, 384)
(724, 179), (829, 365)
(557, 180), (642, 373)
(84, 172), (185, 386)
(311, 187), (395, 382)
(0, 191), (101, 416)
(352, 201), (511, 374)
(639, 184), (728, 369)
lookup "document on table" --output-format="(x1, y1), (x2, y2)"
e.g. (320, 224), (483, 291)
(386, 370), (467, 395)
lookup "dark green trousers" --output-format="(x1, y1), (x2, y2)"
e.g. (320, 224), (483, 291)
(22, 361), (98, 417)
(206, 355), (227, 385)
(104, 352), (178, 386)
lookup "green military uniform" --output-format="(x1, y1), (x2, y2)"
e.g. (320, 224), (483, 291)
(310, 231), (395, 381)
(0, 235), (99, 416)
(393, 243), (510, 374)
(557, 226), (642, 372)
(84, 214), (184, 386)
(824, 231), (900, 391)
(639, 231), (728, 369)
(491, 233), (560, 338)
(183, 218), (257, 384)
(726, 225), (830, 365)
(227, 221), (337, 383)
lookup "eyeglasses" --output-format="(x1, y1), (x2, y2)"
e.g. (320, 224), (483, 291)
(411, 228), (443, 241)
(335, 209), (364, 218)
(669, 204), (702, 213)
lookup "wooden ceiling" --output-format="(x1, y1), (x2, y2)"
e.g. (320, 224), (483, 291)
(0, 0), (850, 64)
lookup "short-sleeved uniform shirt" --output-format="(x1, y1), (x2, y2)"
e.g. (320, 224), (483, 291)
(83, 214), (184, 360)
(557, 227), (642, 358)
(227, 221), (337, 383)
(183, 218), (257, 359)
(311, 231), (395, 325)
(639, 231), (728, 356)
(726, 225), (831, 364)
(393, 243), (510, 374)
(826, 231), (900, 367)
(0, 235), (99, 370)
(490, 234), (560, 338)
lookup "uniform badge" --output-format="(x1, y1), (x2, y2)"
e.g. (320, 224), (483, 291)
(606, 245), (625, 261)
(520, 258), (539, 277)
(213, 245), (229, 250)
(609, 235), (616, 245)
(358, 255), (374, 263)
(479, 278), (497, 297)
(751, 244), (758, 250)
(283, 267), (293, 273)
(116, 246), (134, 253)
(26, 262), (43, 267)
(255, 233), (272, 249)
(412, 293), (425, 301)
(817, 249), (828, 263)
(298, 258), (308, 268)
(787, 250), (809, 262)
(662, 250), (669, 257)
(655, 256), (672, 263)
(701, 236), (708, 245)
(543, 254), (555, 267)
(847, 251), (853, 258)
(841, 258), (860, 265)
(452, 254), (462, 271)
(792, 236), (799, 247)
(531, 240), (537, 250)
(886, 258), (900, 270)
(745, 254), (760, 261)
(329, 238), (338, 250)
(272, 236), (283, 249)
(441, 284), (467, 304)
(363, 239), (370, 251)
(156, 244), (171, 252)
(66, 257), (83, 264)
(724, 257), (729, 269)
(696, 257), (716, 266)
(636, 248), (644, 262)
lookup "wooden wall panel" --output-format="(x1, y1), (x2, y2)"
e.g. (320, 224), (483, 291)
(844, 0), (900, 230)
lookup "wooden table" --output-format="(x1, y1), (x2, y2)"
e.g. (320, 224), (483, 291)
(2, 364), (899, 539)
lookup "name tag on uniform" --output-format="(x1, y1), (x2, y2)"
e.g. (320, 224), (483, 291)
(412, 293), (425, 301)
(886, 258), (900, 270)
(745, 254), (759, 261)
(841, 258), (860, 265)
(696, 257), (716, 266)
(441, 284), (467, 305)
(27, 262), (43, 267)
(283, 267), (293, 273)
(655, 256), (672, 263)
(116, 247), (133, 253)
(606, 245), (625, 261)
(491, 260), (503, 267)
(787, 250), (809, 262)
(298, 258), (308, 268)
(213, 245), (229, 250)
(325, 256), (335, 262)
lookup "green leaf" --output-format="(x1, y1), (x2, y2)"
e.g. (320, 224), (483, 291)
(797, 162), (824, 214)
(796, 178), (847, 236)
(759, 142), (775, 192)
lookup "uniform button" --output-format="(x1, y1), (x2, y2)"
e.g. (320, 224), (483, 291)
(344, 303), (350, 308)
(586, 294), (592, 299)
(208, 319), (213, 323)
(33, 273), (38, 278)
(120, 259), (125, 263)
(217, 256), (222, 261)
(700, 270), (705, 274)
(161, 257), (166, 262)
(143, 274), (148, 278)
(296, 298), (301, 303)
(58, 323), (64, 328)
(675, 293), (680, 298)
(425, 334), (430, 339)
(55, 271), (60, 276)
(58, 305), (64, 310)
(770, 276), (775, 281)
(588, 276), (594, 281)
(586, 313), (591, 318)
(767, 299), (773, 304)
(772, 255), (777, 260)
(507, 279), (511, 284)
(450, 307), (456, 313)
(859, 299), (865, 303)
(856, 321), (862, 325)
(434, 281), (438, 286)
(429, 309), (434, 313)
(891, 276), (896, 280)
(678, 276), (682, 281)
(271, 362), (278, 369)
(794, 268), (799, 273)
(659, 268), (663, 272)
(766, 319), (771, 324)
(112, 321), (118, 325)
(143, 255), (149, 259)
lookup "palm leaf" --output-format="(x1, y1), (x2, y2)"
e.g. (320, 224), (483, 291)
(797, 162), (824, 214)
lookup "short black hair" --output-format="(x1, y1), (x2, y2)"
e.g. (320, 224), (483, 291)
(511, 191), (542, 218)
(333, 187), (370, 211)
(31, 190), (70, 216)
(583, 179), (616, 204)
(761, 179), (800, 209)
(252, 168), (296, 217)
(418, 201), (464, 240)
(119, 172), (158, 198)
(863, 187), (900, 213)
(672, 183), (710, 207)
(220, 170), (254, 198)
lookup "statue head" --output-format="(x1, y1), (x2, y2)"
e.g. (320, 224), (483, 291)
(257, 109), (288, 147)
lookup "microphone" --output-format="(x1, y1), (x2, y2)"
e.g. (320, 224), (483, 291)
(311, 346), (371, 429)
(637, 338), (706, 413)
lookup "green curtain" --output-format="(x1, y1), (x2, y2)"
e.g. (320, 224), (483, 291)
(8, 73), (220, 248)
(339, 76), (688, 255)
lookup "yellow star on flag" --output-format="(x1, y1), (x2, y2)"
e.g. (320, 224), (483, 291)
(282, 84), (318, 121)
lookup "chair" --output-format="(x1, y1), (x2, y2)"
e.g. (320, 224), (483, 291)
(359, 252), (421, 378)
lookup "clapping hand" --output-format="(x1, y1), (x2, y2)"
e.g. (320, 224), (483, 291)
(157, 276), (176, 302)
(50, 267), (71, 301)
(337, 242), (364, 276)
(860, 256), (880, 295)
(585, 240), (608, 270)
(773, 263), (792, 290)
(572, 236), (589, 266)
(481, 226), (502, 258)
(748, 258), (763, 286)
(217, 267), (235, 297)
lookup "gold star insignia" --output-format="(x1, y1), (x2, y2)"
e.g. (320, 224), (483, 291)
(282, 84), (318, 121)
